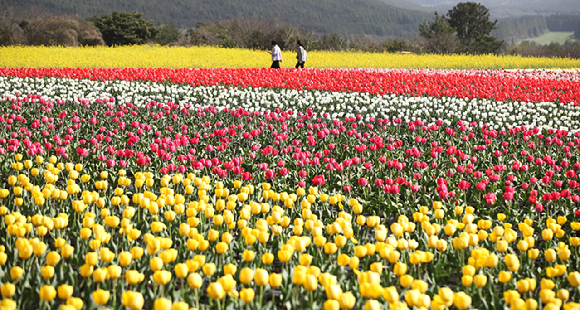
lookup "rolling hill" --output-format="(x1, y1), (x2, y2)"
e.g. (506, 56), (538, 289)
(1, 0), (433, 38)
(404, 0), (580, 18)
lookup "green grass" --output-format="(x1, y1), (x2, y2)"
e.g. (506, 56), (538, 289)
(519, 31), (576, 45)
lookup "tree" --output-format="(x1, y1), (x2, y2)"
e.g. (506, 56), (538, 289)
(419, 11), (462, 54)
(315, 34), (345, 51)
(154, 22), (181, 45)
(20, 16), (104, 46)
(0, 5), (30, 45)
(88, 12), (158, 46)
(446, 2), (503, 54)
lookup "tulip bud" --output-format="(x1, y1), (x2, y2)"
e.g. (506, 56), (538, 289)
(339, 292), (356, 309)
(92, 289), (110, 305)
(187, 273), (203, 289)
(207, 282), (225, 300)
(58, 284), (73, 300)
(0, 283), (15, 298)
(240, 288), (255, 303)
(10, 266), (23, 281)
(255, 268), (269, 286)
(39, 285), (57, 301)
(269, 273), (282, 288)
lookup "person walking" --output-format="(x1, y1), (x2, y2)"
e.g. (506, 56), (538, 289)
(268, 40), (282, 68)
(295, 40), (307, 69)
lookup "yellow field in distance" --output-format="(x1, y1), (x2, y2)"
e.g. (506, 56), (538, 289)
(1, 45), (580, 69)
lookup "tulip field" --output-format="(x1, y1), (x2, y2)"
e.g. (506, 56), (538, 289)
(0, 66), (580, 310)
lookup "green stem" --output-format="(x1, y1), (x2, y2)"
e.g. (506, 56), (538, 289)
(260, 285), (264, 308)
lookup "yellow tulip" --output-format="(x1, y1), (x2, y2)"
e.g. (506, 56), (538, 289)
(207, 282), (225, 300)
(61, 244), (74, 258)
(243, 250), (255, 262)
(394, 262), (407, 276)
(174, 263), (188, 279)
(453, 291), (472, 310)
(339, 292), (356, 309)
(400, 275), (414, 287)
(269, 273), (282, 288)
(126, 270), (145, 285)
(10, 266), (23, 281)
(218, 274), (236, 292)
(474, 274), (487, 287)
(304, 274), (318, 291)
(57, 284), (73, 300)
(324, 300), (340, 310)
(0, 283), (15, 298)
(255, 268), (269, 286)
(41, 266), (55, 279)
(187, 273), (203, 289)
(66, 297), (84, 309)
(122, 291), (144, 310)
(93, 289), (110, 305)
(365, 300), (380, 310)
(203, 263), (216, 276)
(153, 298), (171, 310)
(39, 285), (57, 301)
(93, 267), (109, 282)
(240, 288), (255, 303)
(262, 253), (274, 265)
(153, 270), (172, 285)
(568, 272), (580, 286)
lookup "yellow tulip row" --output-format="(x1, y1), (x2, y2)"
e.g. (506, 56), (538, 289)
(1, 45), (580, 69)
(2, 158), (580, 309)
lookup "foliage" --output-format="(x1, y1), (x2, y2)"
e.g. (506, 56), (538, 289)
(347, 38), (413, 53)
(313, 34), (346, 52)
(2, 45), (580, 69)
(506, 41), (580, 59)
(418, 12), (462, 54)
(446, 2), (503, 54)
(88, 12), (158, 46)
(492, 15), (549, 44)
(188, 19), (410, 53)
(546, 14), (580, 32)
(19, 15), (104, 46)
(189, 19), (316, 51)
(154, 22), (181, 46)
(0, 6), (26, 45)
(3, 0), (431, 38)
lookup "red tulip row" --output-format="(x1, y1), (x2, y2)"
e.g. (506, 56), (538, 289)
(1, 68), (579, 104)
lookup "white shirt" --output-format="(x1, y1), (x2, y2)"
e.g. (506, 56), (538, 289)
(270, 45), (282, 61)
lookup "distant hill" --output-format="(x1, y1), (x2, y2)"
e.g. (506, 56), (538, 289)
(1, 0), (432, 38)
(404, 0), (580, 18)
(377, 0), (433, 11)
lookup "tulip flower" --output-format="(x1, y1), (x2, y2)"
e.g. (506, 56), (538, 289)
(92, 289), (110, 306)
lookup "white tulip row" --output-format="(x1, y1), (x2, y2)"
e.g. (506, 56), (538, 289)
(1, 76), (579, 132)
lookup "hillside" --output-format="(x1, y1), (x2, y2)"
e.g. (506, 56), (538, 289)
(1, 0), (432, 38)
(404, 0), (580, 18)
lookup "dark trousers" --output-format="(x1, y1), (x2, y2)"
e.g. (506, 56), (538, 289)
(271, 61), (280, 68)
(295, 62), (305, 68)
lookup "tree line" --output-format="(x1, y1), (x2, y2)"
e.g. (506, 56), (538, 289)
(1, 0), (431, 39)
(1, 3), (579, 59)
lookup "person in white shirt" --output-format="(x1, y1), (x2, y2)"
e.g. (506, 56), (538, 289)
(295, 40), (307, 69)
(268, 40), (282, 68)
